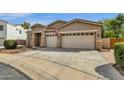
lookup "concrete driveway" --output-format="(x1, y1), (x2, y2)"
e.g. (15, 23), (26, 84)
(0, 48), (123, 80)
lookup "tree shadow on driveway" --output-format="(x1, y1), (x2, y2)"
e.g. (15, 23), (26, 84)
(95, 64), (124, 80)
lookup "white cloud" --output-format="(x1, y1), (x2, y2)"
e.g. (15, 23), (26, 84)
(0, 13), (31, 17)
(0, 13), (31, 20)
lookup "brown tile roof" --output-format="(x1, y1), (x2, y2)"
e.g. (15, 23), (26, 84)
(47, 20), (67, 27)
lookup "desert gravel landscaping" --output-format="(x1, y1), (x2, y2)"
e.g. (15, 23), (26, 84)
(0, 48), (123, 80)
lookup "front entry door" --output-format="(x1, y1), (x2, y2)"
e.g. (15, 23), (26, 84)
(35, 33), (41, 47)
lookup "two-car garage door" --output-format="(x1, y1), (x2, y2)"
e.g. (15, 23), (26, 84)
(46, 32), (95, 49)
(61, 32), (95, 49)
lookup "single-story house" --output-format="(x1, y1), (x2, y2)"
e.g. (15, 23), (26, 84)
(27, 19), (102, 49)
(0, 19), (27, 46)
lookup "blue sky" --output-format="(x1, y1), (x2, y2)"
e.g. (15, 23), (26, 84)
(0, 13), (118, 25)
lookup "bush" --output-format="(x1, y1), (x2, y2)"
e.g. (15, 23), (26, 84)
(114, 42), (124, 66)
(3, 40), (17, 49)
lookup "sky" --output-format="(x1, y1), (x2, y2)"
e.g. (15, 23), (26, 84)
(0, 13), (118, 25)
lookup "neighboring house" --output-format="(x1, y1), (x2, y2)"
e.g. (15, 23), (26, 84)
(27, 19), (102, 49)
(0, 20), (27, 46)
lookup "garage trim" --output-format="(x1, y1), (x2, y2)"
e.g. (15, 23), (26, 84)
(59, 30), (97, 34)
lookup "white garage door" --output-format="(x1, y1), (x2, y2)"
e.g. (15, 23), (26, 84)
(46, 34), (57, 47)
(62, 32), (95, 49)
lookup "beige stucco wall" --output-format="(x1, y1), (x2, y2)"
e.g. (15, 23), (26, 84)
(58, 21), (101, 40)
(27, 28), (46, 47)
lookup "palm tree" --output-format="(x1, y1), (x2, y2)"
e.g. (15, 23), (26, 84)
(21, 21), (31, 30)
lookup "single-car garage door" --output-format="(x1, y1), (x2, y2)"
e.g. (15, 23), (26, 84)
(46, 33), (57, 47)
(61, 32), (95, 49)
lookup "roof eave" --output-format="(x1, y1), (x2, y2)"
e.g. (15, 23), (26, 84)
(56, 19), (102, 29)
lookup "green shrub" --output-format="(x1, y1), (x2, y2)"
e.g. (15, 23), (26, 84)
(114, 42), (124, 66)
(3, 40), (17, 49)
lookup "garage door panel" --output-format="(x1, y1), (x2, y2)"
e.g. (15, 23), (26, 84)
(46, 35), (57, 47)
(62, 33), (95, 49)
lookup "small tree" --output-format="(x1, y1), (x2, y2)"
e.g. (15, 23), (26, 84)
(21, 21), (30, 30)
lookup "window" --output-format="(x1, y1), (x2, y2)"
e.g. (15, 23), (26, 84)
(77, 33), (80, 36)
(0, 25), (3, 31)
(19, 30), (22, 34)
(85, 33), (89, 35)
(81, 33), (84, 35)
(66, 34), (68, 36)
(73, 33), (76, 36)
(63, 34), (65, 36)
(90, 33), (94, 35)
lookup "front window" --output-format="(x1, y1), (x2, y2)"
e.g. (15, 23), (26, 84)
(0, 25), (3, 31)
